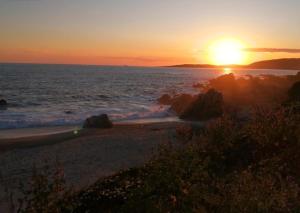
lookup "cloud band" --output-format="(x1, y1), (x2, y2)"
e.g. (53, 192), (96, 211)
(243, 48), (300, 53)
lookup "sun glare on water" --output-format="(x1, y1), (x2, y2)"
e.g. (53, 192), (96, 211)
(209, 39), (245, 65)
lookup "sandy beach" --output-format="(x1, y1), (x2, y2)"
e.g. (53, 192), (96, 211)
(0, 122), (182, 207)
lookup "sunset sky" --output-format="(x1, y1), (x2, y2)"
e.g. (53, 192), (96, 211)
(0, 0), (300, 66)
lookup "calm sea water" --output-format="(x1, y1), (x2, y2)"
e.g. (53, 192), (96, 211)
(0, 64), (298, 129)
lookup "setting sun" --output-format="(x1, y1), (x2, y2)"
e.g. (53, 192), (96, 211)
(209, 39), (245, 65)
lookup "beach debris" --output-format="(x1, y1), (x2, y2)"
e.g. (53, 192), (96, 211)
(180, 89), (223, 121)
(73, 129), (80, 135)
(83, 114), (113, 128)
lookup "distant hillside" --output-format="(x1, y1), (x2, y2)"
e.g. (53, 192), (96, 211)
(248, 58), (300, 70)
(168, 58), (300, 70)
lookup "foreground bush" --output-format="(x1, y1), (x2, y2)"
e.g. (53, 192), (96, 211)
(17, 105), (300, 212)
(123, 108), (299, 212)
(16, 163), (75, 213)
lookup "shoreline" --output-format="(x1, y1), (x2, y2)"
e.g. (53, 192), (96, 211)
(0, 121), (183, 153)
(0, 116), (180, 139)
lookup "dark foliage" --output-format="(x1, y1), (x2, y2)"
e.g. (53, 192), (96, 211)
(16, 105), (300, 212)
(288, 81), (300, 102)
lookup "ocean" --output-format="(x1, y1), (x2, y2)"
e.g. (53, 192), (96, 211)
(0, 63), (298, 129)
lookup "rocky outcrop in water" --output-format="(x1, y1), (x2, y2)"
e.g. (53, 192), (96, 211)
(170, 94), (196, 115)
(180, 89), (224, 121)
(158, 93), (196, 115)
(157, 94), (172, 105)
(83, 114), (113, 129)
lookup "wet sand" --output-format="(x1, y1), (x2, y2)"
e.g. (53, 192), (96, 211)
(0, 126), (81, 152)
(0, 126), (80, 139)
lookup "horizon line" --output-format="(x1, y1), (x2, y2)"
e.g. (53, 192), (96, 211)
(0, 61), (160, 68)
(1, 57), (300, 68)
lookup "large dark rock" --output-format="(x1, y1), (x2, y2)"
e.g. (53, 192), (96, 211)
(180, 89), (224, 121)
(83, 114), (113, 129)
(0, 99), (7, 110)
(288, 81), (300, 102)
(0, 99), (7, 106)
